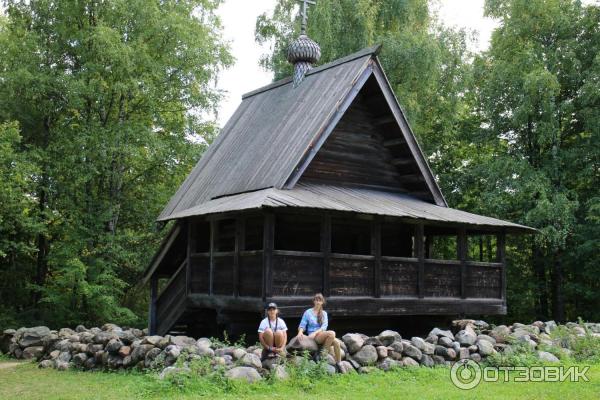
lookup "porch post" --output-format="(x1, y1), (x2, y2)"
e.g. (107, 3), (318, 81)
(458, 227), (467, 299)
(262, 212), (275, 301)
(321, 214), (331, 297)
(371, 217), (381, 298)
(497, 231), (506, 303)
(149, 275), (158, 335)
(416, 223), (425, 298)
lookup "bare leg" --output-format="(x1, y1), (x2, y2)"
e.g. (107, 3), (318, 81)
(274, 331), (285, 348)
(262, 328), (274, 349)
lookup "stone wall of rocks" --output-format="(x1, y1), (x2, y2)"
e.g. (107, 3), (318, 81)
(1, 320), (599, 382)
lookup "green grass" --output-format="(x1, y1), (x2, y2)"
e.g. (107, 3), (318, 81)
(1, 360), (599, 400)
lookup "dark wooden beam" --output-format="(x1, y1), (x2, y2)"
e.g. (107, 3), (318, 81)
(416, 223), (425, 298)
(383, 138), (405, 147)
(209, 219), (217, 295)
(458, 227), (467, 299)
(186, 220), (192, 296)
(371, 218), (382, 298)
(375, 115), (395, 125)
(149, 275), (158, 335)
(391, 158), (414, 167)
(262, 212), (275, 300)
(321, 214), (331, 297)
(497, 231), (507, 304)
(233, 218), (244, 297)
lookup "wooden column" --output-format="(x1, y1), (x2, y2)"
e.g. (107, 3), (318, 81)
(209, 219), (217, 295)
(497, 231), (506, 303)
(371, 218), (381, 298)
(149, 275), (158, 335)
(233, 218), (244, 297)
(416, 223), (425, 298)
(321, 214), (331, 297)
(458, 227), (467, 299)
(186, 220), (192, 296)
(262, 212), (275, 300)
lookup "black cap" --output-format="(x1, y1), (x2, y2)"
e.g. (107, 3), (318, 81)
(266, 302), (277, 309)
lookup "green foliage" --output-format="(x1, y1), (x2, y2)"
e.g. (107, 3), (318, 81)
(485, 342), (541, 367)
(0, 0), (231, 329)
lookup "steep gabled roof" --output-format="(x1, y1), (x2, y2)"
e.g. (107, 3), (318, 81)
(158, 46), (446, 221)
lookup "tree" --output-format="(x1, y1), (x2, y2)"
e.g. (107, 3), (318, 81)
(470, 0), (600, 321)
(0, 0), (231, 328)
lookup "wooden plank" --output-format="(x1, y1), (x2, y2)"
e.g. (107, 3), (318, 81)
(149, 275), (158, 335)
(186, 220), (192, 296)
(383, 138), (405, 147)
(209, 219), (216, 295)
(263, 212), (275, 300)
(416, 224), (425, 298)
(391, 158), (414, 167)
(458, 227), (467, 299)
(321, 214), (331, 297)
(497, 231), (507, 305)
(233, 218), (243, 297)
(372, 218), (382, 298)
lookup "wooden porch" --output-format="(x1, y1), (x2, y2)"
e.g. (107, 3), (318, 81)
(148, 210), (507, 336)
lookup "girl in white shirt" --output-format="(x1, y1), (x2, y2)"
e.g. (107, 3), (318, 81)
(258, 302), (288, 359)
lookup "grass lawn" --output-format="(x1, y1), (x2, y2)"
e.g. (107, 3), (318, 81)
(1, 360), (599, 400)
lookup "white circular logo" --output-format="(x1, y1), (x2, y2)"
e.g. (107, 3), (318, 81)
(450, 359), (482, 390)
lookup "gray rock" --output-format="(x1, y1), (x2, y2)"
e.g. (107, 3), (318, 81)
(57, 351), (72, 363)
(337, 360), (356, 374)
(358, 366), (378, 374)
(438, 336), (453, 348)
(225, 366), (262, 383)
(164, 345), (181, 365)
(468, 345), (478, 353)
(388, 350), (403, 361)
(107, 354), (123, 369)
(342, 333), (365, 354)
(477, 334), (496, 345)
(364, 337), (383, 347)
(22, 346), (44, 360)
(378, 358), (400, 371)
(419, 354), (434, 367)
(376, 345), (388, 359)
(72, 352), (88, 367)
(131, 344), (154, 363)
(402, 357), (419, 367)
(262, 356), (283, 370)
(142, 335), (163, 346)
(159, 366), (191, 379)
(38, 359), (54, 369)
(452, 341), (461, 352)
(425, 335), (438, 344)
(56, 361), (70, 371)
(286, 335), (318, 353)
(106, 338), (123, 354)
(476, 339), (496, 356)
(377, 330), (402, 346)
(388, 341), (403, 353)
(402, 344), (422, 360)
(429, 328), (454, 341)
(240, 353), (262, 369)
(445, 348), (457, 360)
(456, 330), (477, 346)
(410, 337), (426, 351)
(538, 351), (559, 363)
(272, 364), (289, 380)
(196, 345), (214, 357)
(459, 348), (470, 360)
(170, 335), (196, 348)
(543, 320), (557, 334)
(196, 337), (212, 348)
(232, 348), (246, 360)
(352, 345), (378, 366)
(18, 326), (50, 348)
(421, 341), (435, 355)
(325, 364), (337, 375)
(470, 353), (482, 362)
(432, 355), (446, 365)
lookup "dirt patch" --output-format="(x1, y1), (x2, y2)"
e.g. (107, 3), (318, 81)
(0, 361), (24, 369)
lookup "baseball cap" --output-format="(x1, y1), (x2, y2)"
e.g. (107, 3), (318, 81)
(266, 302), (278, 309)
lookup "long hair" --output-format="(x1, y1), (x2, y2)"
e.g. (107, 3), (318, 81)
(313, 293), (326, 325)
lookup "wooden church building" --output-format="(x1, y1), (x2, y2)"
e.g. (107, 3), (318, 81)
(141, 10), (533, 336)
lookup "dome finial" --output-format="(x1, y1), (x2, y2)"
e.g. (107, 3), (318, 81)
(287, 0), (320, 87)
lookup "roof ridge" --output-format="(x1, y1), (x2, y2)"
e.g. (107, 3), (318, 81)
(242, 44), (382, 100)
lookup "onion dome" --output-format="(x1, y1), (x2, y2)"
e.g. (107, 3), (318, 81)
(287, 35), (321, 87)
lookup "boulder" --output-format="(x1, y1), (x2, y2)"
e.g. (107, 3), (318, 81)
(537, 351), (559, 363)
(476, 339), (496, 356)
(378, 358), (400, 371)
(402, 344), (422, 360)
(196, 345), (215, 357)
(358, 366), (378, 374)
(18, 326), (50, 348)
(240, 353), (262, 369)
(272, 365), (289, 380)
(142, 335), (163, 346)
(364, 337), (383, 347)
(388, 341), (403, 353)
(105, 338), (123, 355)
(72, 353), (88, 367)
(402, 357), (419, 367)
(438, 337), (453, 348)
(337, 360), (356, 374)
(477, 334), (496, 345)
(342, 333), (365, 354)
(429, 328), (454, 341)
(352, 345), (378, 366)
(544, 320), (558, 334)
(38, 360), (54, 369)
(470, 353), (482, 362)
(419, 354), (434, 367)
(262, 356), (283, 370)
(376, 346), (388, 359)
(1, 329), (16, 354)
(225, 366), (262, 383)
(425, 335), (438, 344)
(232, 348), (246, 360)
(458, 348), (470, 360)
(170, 335), (196, 348)
(377, 330), (402, 346)
(410, 337), (426, 351)
(118, 346), (131, 357)
(286, 335), (318, 354)
(388, 350), (403, 361)
(21, 346), (44, 360)
(196, 337), (212, 348)
(159, 366), (191, 380)
(456, 329), (477, 346)
(131, 344), (154, 363)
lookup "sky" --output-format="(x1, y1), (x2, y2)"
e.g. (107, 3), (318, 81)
(214, 0), (499, 126)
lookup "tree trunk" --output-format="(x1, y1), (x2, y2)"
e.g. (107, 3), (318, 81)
(533, 243), (549, 320)
(552, 252), (565, 322)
